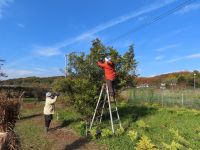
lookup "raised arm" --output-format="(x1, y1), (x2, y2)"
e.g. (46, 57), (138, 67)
(98, 61), (106, 68)
(107, 61), (114, 66)
(47, 96), (57, 104)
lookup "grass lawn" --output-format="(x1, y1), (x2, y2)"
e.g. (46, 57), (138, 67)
(14, 100), (200, 150)
(95, 104), (200, 150)
(59, 103), (200, 150)
(14, 101), (55, 150)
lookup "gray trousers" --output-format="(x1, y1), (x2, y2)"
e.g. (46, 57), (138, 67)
(106, 79), (116, 97)
(44, 114), (53, 128)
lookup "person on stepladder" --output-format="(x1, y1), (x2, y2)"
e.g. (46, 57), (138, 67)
(98, 56), (116, 102)
(43, 92), (59, 133)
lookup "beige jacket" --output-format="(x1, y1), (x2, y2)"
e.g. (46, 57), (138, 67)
(43, 96), (57, 115)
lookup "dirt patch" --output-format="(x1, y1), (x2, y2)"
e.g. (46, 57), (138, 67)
(47, 127), (104, 150)
(17, 102), (106, 150)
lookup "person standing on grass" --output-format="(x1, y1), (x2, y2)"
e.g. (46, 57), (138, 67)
(98, 56), (117, 102)
(43, 92), (58, 133)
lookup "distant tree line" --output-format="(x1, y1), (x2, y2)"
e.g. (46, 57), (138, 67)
(136, 70), (200, 89)
(0, 76), (63, 88)
(0, 59), (7, 78)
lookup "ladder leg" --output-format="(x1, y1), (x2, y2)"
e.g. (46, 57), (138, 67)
(85, 121), (88, 137)
(89, 84), (105, 130)
(106, 84), (115, 134)
(99, 94), (107, 123)
(114, 99), (122, 128)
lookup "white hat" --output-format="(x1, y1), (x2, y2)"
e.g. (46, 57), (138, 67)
(105, 57), (111, 62)
(46, 92), (52, 97)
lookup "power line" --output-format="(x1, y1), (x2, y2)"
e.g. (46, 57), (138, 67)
(106, 0), (196, 45)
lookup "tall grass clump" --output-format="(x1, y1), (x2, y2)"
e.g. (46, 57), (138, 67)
(0, 93), (21, 150)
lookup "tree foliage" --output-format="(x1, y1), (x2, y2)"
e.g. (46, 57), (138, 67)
(0, 59), (7, 78)
(53, 38), (137, 115)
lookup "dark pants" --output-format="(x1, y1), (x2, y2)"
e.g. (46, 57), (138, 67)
(106, 79), (116, 97)
(44, 115), (53, 128)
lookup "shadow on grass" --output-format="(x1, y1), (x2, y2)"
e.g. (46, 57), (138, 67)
(18, 114), (42, 120)
(98, 104), (157, 129)
(102, 104), (157, 122)
(64, 137), (89, 150)
(119, 105), (157, 122)
(50, 119), (75, 131)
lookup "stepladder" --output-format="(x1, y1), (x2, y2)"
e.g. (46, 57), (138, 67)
(89, 83), (122, 134)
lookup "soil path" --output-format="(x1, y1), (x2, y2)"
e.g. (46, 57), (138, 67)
(16, 103), (106, 150)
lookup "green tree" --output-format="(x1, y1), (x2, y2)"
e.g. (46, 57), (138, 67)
(119, 45), (137, 87)
(53, 38), (137, 115)
(0, 59), (7, 79)
(177, 76), (186, 84)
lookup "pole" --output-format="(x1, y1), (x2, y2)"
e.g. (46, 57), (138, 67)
(181, 93), (184, 107)
(65, 55), (67, 78)
(194, 73), (196, 90)
(161, 90), (164, 107)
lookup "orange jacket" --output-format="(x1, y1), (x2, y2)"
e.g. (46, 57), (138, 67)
(98, 61), (116, 80)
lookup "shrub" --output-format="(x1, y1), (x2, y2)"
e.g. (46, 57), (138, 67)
(136, 120), (150, 130)
(128, 130), (138, 142)
(195, 127), (200, 134)
(169, 128), (190, 147)
(0, 96), (21, 149)
(53, 77), (98, 116)
(0, 99), (20, 132)
(89, 128), (97, 140)
(74, 121), (85, 136)
(115, 127), (125, 136)
(135, 135), (158, 150)
(101, 129), (113, 138)
(163, 140), (184, 150)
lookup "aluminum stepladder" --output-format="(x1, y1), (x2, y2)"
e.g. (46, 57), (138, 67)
(89, 83), (122, 134)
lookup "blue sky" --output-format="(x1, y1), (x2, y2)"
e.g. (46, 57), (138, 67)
(0, 0), (200, 79)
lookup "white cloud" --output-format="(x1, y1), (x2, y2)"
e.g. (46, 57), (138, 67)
(5, 69), (34, 78)
(0, 0), (14, 19)
(137, 16), (148, 22)
(5, 0), (179, 78)
(155, 55), (165, 61)
(186, 53), (200, 59)
(4, 67), (61, 79)
(150, 29), (184, 45)
(113, 39), (134, 49)
(155, 44), (180, 52)
(34, 67), (48, 72)
(34, 47), (61, 57)
(168, 53), (200, 63)
(17, 23), (25, 28)
(36, 0), (178, 54)
(147, 74), (157, 77)
(175, 3), (200, 15)
(6, 56), (34, 68)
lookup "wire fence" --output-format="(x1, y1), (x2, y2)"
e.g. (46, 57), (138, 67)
(127, 88), (200, 109)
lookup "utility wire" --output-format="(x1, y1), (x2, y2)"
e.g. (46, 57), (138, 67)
(105, 0), (196, 45)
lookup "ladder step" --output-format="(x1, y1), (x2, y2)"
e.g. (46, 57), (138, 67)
(100, 100), (107, 103)
(96, 115), (102, 118)
(114, 119), (120, 122)
(112, 110), (117, 113)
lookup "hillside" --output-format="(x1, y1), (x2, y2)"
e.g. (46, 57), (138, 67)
(0, 76), (63, 88)
(136, 71), (199, 88)
(1, 70), (199, 89)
